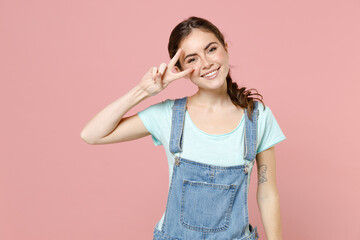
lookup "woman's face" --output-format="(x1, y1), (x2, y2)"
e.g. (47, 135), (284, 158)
(176, 28), (229, 90)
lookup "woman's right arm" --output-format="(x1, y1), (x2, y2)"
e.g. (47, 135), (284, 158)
(80, 84), (151, 145)
(80, 48), (194, 145)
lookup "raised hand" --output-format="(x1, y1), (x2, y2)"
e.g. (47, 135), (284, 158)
(138, 48), (194, 97)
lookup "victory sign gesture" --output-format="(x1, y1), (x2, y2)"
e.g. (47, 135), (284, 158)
(138, 48), (195, 97)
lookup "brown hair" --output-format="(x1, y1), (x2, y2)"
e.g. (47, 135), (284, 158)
(168, 16), (265, 121)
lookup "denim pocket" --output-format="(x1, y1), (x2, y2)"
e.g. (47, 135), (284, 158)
(180, 180), (236, 232)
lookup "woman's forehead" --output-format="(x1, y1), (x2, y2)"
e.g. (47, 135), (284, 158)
(179, 30), (219, 57)
(180, 30), (218, 48)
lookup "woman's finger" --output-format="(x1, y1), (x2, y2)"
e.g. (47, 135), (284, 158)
(158, 63), (167, 76)
(154, 71), (162, 86)
(167, 48), (182, 70)
(174, 67), (194, 79)
(152, 67), (158, 79)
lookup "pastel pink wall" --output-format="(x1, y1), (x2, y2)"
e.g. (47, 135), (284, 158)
(1, 0), (359, 239)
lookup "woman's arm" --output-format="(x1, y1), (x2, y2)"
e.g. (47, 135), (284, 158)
(255, 146), (283, 240)
(80, 48), (194, 145)
(80, 84), (151, 144)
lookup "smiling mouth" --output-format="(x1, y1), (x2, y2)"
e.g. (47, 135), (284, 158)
(201, 67), (220, 78)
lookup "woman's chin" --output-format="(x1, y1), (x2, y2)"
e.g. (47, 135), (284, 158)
(190, 77), (226, 90)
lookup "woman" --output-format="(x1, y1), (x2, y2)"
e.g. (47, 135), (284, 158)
(81, 16), (286, 240)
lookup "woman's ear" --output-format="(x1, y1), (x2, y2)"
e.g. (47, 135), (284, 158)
(174, 66), (180, 73)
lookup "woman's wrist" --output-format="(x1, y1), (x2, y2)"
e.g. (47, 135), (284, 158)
(129, 84), (151, 104)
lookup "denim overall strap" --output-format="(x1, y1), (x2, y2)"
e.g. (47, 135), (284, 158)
(169, 96), (188, 156)
(243, 101), (259, 162)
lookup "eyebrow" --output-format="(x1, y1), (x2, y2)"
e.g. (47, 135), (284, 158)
(183, 42), (218, 61)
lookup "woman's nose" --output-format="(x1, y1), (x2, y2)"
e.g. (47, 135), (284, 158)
(202, 57), (212, 69)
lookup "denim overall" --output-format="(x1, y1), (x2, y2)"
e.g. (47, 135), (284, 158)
(153, 96), (260, 240)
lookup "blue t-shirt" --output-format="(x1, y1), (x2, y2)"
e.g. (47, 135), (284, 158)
(137, 98), (286, 230)
(138, 98), (286, 173)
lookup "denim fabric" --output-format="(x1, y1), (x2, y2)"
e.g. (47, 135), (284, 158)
(154, 96), (260, 240)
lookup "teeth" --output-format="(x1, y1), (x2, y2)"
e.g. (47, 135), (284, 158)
(204, 69), (218, 77)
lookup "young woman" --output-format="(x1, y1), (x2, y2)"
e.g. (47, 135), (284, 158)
(81, 16), (286, 240)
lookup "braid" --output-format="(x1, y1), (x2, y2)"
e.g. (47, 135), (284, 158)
(226, 69), (265, 122)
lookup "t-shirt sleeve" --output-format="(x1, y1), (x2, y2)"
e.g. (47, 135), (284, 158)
(257, 103), (287, 153)
(137, 100), (167, 146)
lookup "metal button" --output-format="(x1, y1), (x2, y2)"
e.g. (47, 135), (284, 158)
(243, 167), (248, 174)
(175, 157), (180, 166)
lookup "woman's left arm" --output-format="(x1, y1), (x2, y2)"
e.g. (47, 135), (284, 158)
(255, 146), (283, 240)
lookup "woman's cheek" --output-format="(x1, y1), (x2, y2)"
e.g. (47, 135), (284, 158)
(193, 66), (201, 76)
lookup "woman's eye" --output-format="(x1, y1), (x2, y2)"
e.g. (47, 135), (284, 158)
(209, 47), (217, 52)
(186, 48), (216, 64)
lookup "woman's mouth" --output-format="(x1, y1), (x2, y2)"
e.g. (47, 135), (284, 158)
(201, 67), (220, 80)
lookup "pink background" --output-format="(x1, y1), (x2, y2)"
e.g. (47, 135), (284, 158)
(1, 0), (359, 239)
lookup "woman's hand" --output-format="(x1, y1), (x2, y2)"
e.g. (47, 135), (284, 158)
(138, 48), (194, 97)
